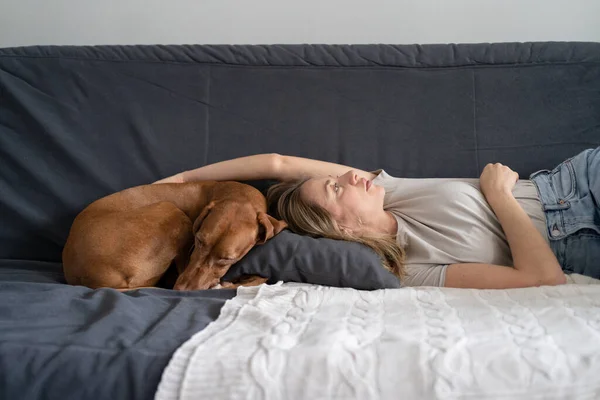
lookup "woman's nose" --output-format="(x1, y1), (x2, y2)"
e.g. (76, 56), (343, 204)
(343, 170), (358, 185)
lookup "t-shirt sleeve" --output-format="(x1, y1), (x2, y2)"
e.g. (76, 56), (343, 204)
(402, 264), (449, 287)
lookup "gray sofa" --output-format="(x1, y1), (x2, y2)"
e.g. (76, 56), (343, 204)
(1, 42), (599, 400)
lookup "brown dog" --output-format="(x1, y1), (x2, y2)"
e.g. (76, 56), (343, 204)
(62, 181), (287, 291)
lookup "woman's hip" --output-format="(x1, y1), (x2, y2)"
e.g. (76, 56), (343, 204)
(548, 229), (600, 278)
(530, 146), (600, 277)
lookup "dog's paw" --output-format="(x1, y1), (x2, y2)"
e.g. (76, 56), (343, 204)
(220, 276), (268, 289)
(209, 283), (224, 289)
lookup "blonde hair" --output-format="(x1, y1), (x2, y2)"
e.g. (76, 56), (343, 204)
(266, 178), (406, 279)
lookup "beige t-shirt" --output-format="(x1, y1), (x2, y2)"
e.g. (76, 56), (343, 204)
(372, 170), (549, 287)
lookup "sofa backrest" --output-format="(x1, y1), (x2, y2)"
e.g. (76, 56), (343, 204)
(1, 42), (599, 261)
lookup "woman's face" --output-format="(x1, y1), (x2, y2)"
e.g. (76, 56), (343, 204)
(300, 169), (385, 231)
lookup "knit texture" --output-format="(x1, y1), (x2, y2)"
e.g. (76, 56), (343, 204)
(156, 281), (600, 400)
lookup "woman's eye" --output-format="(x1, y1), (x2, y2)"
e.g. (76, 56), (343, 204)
(334, 183), (340, 193)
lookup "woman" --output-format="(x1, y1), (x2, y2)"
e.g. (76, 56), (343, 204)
(154, 147), (600, 289)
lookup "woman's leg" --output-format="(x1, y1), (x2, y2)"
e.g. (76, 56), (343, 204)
(561, 229), (600, 278)
(563, 147), (600, 278)
(531, 146), (600, 279)
(586, 147), (600, 210)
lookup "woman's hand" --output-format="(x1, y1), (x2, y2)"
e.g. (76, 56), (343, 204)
(152, 172), (185, 184)
(479, 163), (519, 200)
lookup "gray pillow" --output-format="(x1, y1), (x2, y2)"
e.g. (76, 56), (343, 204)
(222, 230), (402, 290)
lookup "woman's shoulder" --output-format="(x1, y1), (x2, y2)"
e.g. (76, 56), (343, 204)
(373, 169), (479, 185)
(375, 169), (481, 196)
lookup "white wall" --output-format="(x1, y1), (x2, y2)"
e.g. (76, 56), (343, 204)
(1, 0), (599, 48)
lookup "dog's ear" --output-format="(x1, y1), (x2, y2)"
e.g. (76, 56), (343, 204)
(193, 201), (216, 234)
(256, 212), (288, 244)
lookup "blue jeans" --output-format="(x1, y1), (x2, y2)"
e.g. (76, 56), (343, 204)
(530, 147), (600, 279)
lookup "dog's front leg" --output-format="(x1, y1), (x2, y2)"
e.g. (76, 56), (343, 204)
(219, 275), (269, 289)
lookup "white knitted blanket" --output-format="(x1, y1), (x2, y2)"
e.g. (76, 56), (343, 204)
(156, 281), (600, 400)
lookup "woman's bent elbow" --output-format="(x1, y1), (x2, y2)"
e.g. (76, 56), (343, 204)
(543, 272), (567, 286)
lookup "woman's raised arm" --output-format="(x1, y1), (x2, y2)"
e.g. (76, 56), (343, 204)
(153, 153), (281, 184)
(153, 153), (376, 184)
(277, 155), (376, 182)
